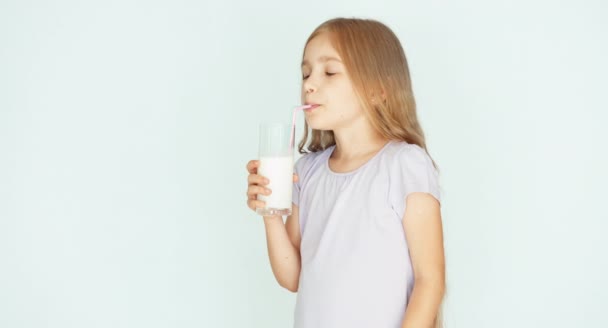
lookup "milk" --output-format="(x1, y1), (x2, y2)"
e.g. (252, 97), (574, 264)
(257, 155), (293, 210)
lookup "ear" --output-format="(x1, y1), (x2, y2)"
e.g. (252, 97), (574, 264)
(370, 89), (387, 104)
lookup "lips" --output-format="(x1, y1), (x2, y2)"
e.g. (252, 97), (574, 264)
(305, 104), (321, 111)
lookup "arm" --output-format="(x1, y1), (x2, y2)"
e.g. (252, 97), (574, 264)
(400, 192), (445, 328)
(263, 204), (302, 292)
(247, 160), (302, 292)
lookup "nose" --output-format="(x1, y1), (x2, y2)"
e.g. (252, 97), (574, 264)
(303, 78), (316, 94)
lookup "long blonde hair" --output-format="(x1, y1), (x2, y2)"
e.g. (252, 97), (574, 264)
(298, 18), (445, 327)
(298, 18), (438, 170)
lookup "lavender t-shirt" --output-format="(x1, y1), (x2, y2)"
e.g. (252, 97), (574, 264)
(291, 140), (441, 328)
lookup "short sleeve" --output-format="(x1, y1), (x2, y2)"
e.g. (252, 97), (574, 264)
(292, 154), (307, 207)
(389, 145), (441, 219)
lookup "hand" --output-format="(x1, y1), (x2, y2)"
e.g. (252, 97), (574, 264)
(246, 160), (299, 212)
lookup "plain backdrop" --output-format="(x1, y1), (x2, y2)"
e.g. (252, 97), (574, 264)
(1, 0), (607, 327)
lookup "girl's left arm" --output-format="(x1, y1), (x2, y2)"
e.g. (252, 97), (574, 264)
(400, 192), (445, 328)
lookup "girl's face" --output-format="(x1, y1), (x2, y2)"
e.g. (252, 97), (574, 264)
(301, 33), (363, 131)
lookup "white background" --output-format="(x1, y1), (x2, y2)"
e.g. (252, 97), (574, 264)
(1, 0), (607, 327)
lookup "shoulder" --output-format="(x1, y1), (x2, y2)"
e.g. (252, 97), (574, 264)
(383, 140), (441, 204)
(294, 146), (333, 177)
(383, 140), (435, 169)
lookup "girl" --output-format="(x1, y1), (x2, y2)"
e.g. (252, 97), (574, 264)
(246, 18), (445, 328)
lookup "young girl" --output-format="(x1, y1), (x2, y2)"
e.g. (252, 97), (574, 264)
(246, 18), (445, 328)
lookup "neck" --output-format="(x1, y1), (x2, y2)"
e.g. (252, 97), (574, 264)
(331, 120), (389, 161)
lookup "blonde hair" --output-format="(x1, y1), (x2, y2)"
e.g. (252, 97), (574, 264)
(298, 18), (445, 327)
(298, 18), (438, 171)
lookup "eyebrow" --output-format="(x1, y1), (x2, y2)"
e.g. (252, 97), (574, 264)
(301, 56), (342, 67)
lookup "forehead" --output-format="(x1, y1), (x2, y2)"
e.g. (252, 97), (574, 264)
(302, 33), (342, 66)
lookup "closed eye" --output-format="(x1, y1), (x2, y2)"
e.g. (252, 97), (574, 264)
(302, 72), (337, 80)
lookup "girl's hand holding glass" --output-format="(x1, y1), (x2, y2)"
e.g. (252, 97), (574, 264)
(246, 159), (298, 214)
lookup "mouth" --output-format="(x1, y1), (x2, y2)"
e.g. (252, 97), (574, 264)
(304, 104), (321, 112)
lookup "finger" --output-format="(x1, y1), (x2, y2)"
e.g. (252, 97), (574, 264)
(247, 185), (272, 198)
(293, 174), (299, 183)
(248, 174), (269, 186)
(246, 160), (260, 174)
(247, 199), (266, 211)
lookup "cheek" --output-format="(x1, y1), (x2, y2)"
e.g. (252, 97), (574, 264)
(335, 80), (357, 101)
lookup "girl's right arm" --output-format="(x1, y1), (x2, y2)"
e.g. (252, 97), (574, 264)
(246, 160), (302, 292)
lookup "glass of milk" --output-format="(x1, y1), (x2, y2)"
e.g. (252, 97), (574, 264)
(256, 122), (293, 216)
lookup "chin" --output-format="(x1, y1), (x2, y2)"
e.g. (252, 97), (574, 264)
(305, 118), (331, 131)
